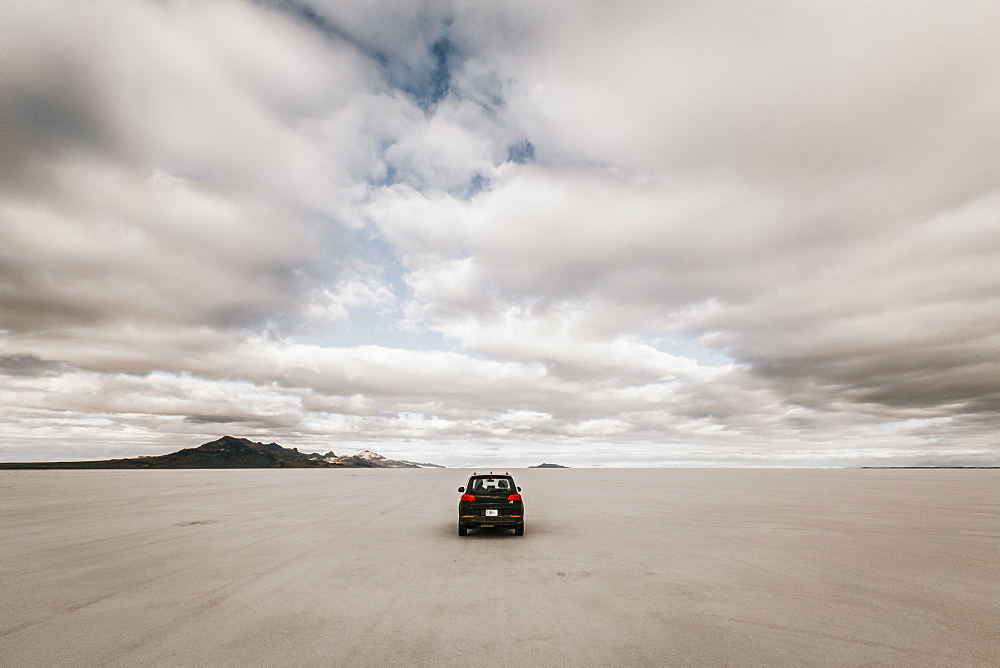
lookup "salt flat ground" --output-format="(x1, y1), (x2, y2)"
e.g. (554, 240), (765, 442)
(1, 468), (997, 666)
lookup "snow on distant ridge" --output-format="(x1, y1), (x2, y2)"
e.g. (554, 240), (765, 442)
(322, 449), (444, 468)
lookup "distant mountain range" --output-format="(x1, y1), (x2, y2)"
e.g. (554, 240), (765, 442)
(530, 462), (569, 468)
(0, 436), (444, 469)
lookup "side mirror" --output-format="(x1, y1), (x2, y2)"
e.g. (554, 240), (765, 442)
(517, 486), (521, 491)
(458, 487), (465, 493)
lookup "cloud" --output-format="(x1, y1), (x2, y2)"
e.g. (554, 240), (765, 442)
(183, 414), (242, 425)
(0, 354), (72, 378)
(366, 2), (999, 418)
(0, 1), (402, 336)
(0, 1), (996, 465)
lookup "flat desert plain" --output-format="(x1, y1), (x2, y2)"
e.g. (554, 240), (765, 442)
(1, 468), (997, 666)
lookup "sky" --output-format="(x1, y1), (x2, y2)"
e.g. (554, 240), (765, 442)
(1, 1), (997, 467)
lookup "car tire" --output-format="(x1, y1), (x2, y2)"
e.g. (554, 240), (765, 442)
(514, 524), (524, 536)
(458, 523), (467, 536)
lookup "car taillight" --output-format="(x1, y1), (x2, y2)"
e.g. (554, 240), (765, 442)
(507, 493), (522, 501)
(461, 494), (476, 502)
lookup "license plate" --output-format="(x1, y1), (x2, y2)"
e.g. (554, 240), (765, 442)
(485, 509), (499, 516)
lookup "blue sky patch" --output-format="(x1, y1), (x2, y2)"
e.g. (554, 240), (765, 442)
(507, 140), (535, 164)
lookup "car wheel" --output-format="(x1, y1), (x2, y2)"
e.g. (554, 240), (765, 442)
(514, 524), (524, 536)
(458, 523), (467, 536)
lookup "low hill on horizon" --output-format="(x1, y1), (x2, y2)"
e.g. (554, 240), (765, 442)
(0, 436), (444, 469)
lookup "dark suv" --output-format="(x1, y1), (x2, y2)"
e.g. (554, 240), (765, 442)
(457, 473), (524, 536)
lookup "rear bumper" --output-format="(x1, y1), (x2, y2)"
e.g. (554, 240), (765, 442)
(459, 515), (523, 528)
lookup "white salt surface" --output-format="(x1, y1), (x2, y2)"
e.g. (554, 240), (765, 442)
(1, 468), (997, 666)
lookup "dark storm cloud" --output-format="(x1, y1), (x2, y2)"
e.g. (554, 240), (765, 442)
(183, 415), (242, 425)
(0, 69), (109, 194)
(0, 354), (72, 377)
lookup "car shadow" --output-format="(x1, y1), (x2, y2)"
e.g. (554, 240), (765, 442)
(461, 526), (520, 539)
(437, 522), (545, 539)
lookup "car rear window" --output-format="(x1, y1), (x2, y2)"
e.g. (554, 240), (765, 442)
(468, 477), (515, 493)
